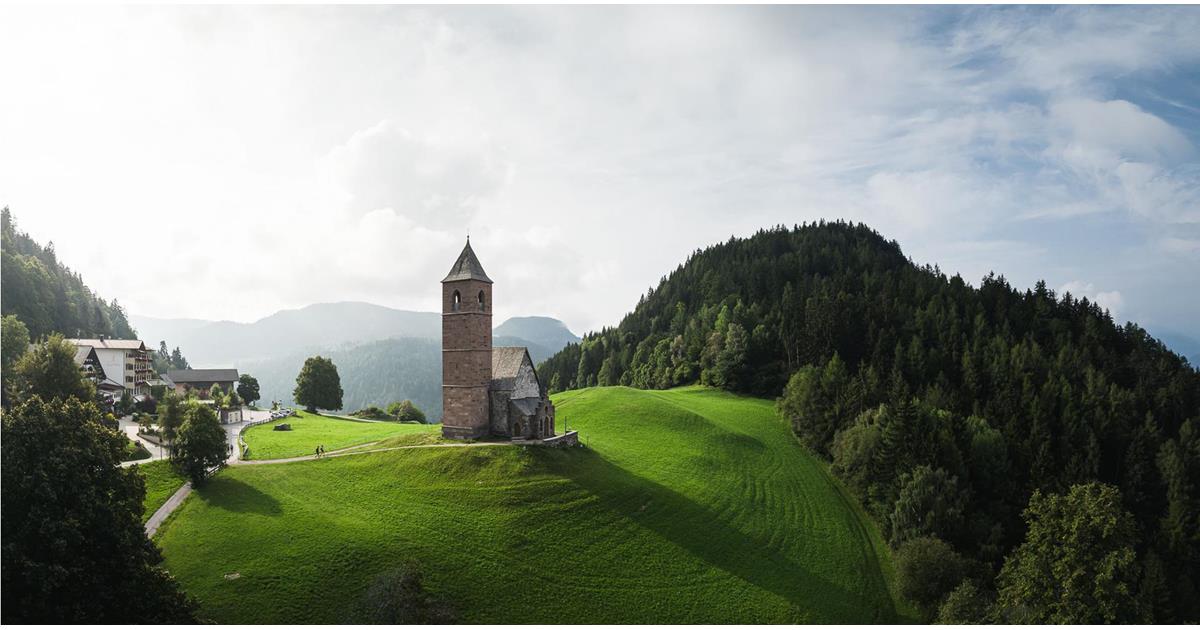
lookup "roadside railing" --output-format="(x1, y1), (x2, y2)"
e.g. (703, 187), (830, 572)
(234, 409), (294, 460)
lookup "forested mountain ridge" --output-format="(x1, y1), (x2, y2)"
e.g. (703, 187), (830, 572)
(133, 304), (579, 367)
(1, 208), (136, 340)
(539, 221), (1200, 622)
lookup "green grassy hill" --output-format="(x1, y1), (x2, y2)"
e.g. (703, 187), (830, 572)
(156, 386), (907, 623)
(241, 411), (435, 460)
(136, 460), (187, 523)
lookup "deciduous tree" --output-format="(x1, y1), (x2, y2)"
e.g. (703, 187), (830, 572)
(236, 373), (260, 406)
(995, 483), (1141, 624)
(171, 401), (227, 485)
(13, 334), (94, 403)
(0, 395), (197, 623)
(293, 355), (343, 412)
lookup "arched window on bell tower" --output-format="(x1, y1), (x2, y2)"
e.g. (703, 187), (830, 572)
(478, 290), (486, 311)
(452, 290), (461, 312)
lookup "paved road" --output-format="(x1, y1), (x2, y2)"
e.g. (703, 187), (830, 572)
(121, 408), (275, 468)
(145, 482), (192, 537)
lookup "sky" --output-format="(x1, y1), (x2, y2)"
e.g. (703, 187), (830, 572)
(1, 5), (1198, 340)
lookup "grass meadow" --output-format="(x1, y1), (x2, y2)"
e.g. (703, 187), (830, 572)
(156, 386), (907, 623)
(136, 459), (187, 523)
(241, 411), (437, 460)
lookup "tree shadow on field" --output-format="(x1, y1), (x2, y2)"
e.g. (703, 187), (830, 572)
(544, 448), (898, 623)
(196, 476), (283, 516)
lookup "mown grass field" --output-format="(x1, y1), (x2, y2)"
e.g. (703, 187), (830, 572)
(157, 386), (906, 623)
(241, 411), (437, 460)
(136, 459), (187, 523)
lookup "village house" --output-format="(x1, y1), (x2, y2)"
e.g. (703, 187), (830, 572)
(66, 337), (153, 398)
(165, 368), (239, 397)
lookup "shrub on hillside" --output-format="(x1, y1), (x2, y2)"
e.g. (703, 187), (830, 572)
(895, 536), (968, 621)
(351, 406), (390, 420)
(345, 562), (457, 624)
(388, 400), (426, 424)
(936, 580), (994, 624)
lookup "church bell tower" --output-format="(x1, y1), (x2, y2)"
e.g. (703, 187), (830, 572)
(441, 238), (493, 440)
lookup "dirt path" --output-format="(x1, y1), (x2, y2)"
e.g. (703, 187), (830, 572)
(145, 481), (192, 537)
(231, 440), (511, 466)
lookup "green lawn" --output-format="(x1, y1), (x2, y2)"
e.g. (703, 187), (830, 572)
(157, 386), (906, 623)
(135, 459), (187, 523)
(241, 411), (438, 460)
(123, 436), (152, 462)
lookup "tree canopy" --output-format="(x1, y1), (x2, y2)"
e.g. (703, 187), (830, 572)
(12, 334), (96, 403)
(388, 399), (426, 423)
(237, 373), (261, 406)
(171, 402), (228, 485)
(1, 395), (197, 623)
(539, 221), (1200, 622)
(294, 355), (343, 412)
(1, 208), (136, 340)
(996, 483), (1142, 623)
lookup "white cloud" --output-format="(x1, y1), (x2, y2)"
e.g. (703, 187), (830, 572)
(1060, 280), (1125, 317)
(323, 120), (508, 229)
(1, 6), (1198, 336)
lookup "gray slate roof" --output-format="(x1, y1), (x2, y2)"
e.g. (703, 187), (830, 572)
(66, 338), (146, 351)
(442, 239), (493, 284)
(167, 368), (239, 383)
(73, 346), (95, 365)
(490, 346), (530, 391)
(510, 396), (540, 417)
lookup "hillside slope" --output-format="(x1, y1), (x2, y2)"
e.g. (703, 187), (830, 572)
(156, 386), (906, 623)
(537, 222), (1200, 621)
(1, 208), (136, 340)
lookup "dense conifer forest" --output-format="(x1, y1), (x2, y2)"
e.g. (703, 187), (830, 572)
(1, 208), (137, 340)
(540, 221), (1200, 622)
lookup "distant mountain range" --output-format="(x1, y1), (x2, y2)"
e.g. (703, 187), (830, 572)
(1153, 329), (1200, 368)
(131, 302), (581, 417)
(132, 302), (440, 366)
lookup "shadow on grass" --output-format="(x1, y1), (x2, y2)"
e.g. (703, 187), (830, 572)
(196, 476), (284, 516)
(540, 447), (898, 623)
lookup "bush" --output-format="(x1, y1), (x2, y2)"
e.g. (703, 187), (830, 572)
(895, 536), (968, 621)
(387, 400), (426, 424)
(123, 439), (152, 462)
(351, 406), (391, 420)
(344, 562), (456, 624)
(936, 580), (994, 624)
(136, 395), (157, 414)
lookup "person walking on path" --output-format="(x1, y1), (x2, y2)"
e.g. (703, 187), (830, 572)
(315, 445), (321, 458)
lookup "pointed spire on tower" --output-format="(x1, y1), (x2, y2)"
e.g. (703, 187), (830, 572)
(442, 238), (492, 283)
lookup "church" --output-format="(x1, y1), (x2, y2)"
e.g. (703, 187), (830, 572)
(440, 239), (561, 442)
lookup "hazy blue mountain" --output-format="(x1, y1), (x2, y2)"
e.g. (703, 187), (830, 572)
(1154, 328), (1200, 367)
(133, 303), (581, 366)
(131, 302), (440, 366)
(493, 316), (582, 356)
(241, 337), (443, 418)
(133, 302), (580, 418)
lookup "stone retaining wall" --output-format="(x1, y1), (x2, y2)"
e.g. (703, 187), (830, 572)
(540, 431), (579, 448)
